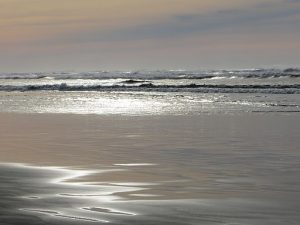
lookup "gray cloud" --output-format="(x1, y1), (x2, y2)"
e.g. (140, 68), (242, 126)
(38, 1), (300, 46)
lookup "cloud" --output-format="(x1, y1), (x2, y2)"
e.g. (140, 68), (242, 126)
(1, 0), (300, 72)
(5, 0), (300, 46)
(45, 1), (300, 45)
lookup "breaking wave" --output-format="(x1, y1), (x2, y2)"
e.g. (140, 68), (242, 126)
(0, 68), (299, 80)
(1, 83), (299, 94)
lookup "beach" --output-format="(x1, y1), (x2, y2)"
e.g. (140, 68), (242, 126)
(2, 0), (300, 223)
(0, 69), (299, 224)
(1, 112), (299, 224)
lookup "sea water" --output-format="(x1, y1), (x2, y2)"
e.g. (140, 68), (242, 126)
(0, 68), (299, 115)
(0, 69), (299, 225)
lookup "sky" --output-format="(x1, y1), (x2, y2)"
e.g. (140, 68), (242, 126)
(0, 0), (300, 72)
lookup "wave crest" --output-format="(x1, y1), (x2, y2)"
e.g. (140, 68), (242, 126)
(1, 83), (299, 94)
(0, 68), (299, 80)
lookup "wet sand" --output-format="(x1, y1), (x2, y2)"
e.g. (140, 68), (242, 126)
(0, 113), (300, 224)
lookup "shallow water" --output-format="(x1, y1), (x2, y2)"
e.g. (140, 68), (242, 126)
(1, 161), (299, 225)
(0, 114), (300, 225)
(0, 69), (299, 224)
(0, 91), (299, 115)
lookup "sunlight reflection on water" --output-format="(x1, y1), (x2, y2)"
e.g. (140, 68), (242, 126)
(0, 91), (299, 115)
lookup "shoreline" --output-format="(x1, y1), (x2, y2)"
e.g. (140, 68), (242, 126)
(2, 162), (299, 225)
(1, 112), (299, 224)
(1, 162), (299, 225)
(0, 111), (298, 167)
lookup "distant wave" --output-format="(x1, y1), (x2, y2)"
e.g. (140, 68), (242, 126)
(0, 68), (299, 80)
(1, 83), (299, 94)
(283, 68), (300, 73)
(120, 79), (148, 84)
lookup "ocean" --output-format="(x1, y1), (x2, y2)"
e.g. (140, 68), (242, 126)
(0, 69), (299, 225)
(0, 68), (299, 114)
